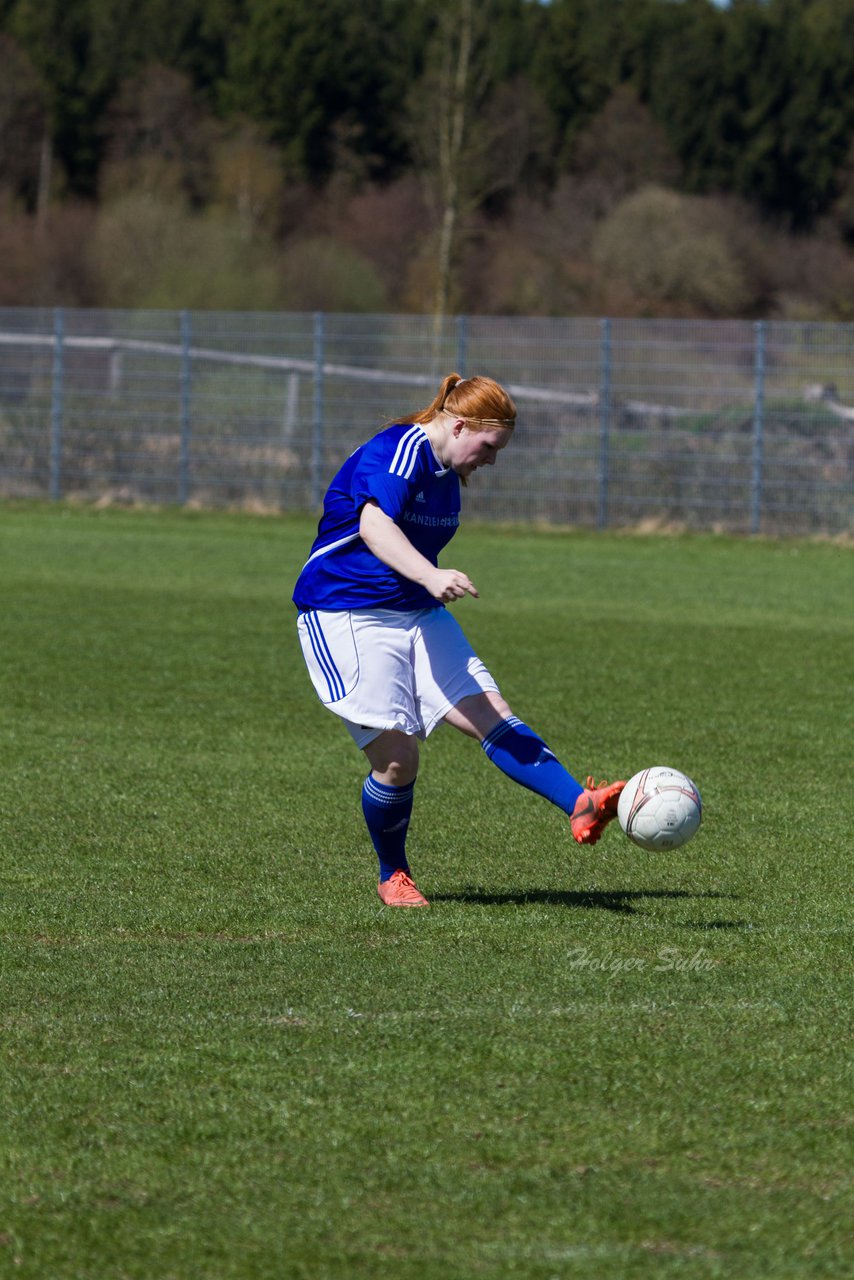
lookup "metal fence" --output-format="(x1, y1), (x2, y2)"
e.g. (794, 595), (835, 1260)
(0, 308), (851, 535)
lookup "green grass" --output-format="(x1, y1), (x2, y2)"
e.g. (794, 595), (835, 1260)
(1, 503), (851, 1279)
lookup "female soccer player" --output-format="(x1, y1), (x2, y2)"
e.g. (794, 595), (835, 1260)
(293, 373), (625, 906)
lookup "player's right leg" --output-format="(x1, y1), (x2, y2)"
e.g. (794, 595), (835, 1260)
(363, 730), (428, 907)
(296, 609), (429, 904)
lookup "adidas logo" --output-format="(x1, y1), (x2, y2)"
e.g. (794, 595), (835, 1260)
(415, 491), (426, 503)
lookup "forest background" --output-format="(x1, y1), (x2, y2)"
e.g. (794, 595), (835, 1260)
(1, 0), (853, 320)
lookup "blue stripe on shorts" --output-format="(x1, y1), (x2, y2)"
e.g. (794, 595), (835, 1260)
(305, 610), (345, 702)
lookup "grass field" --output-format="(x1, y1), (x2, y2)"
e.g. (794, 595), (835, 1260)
(1, 503), (851, 1279)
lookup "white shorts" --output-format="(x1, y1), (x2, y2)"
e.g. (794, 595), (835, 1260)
(296, 606), (499, 748)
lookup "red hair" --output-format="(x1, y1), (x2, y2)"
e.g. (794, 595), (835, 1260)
(404, 373), (516, 430)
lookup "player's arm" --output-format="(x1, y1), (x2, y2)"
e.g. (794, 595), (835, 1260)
(359, 501), (478, 603)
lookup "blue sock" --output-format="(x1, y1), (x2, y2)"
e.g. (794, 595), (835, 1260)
(481, 717), (584, 814)
(361, 775), (415, 882)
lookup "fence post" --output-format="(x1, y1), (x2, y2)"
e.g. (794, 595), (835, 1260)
(311, 312), (325, 508)
(49, 307), (64, 501)
(179, 311), (192, 504)
(597, 317), (612, 530)
(456, 314), (468, 376)
(750, 319), (766, 535)
(283, 372), (299, 442)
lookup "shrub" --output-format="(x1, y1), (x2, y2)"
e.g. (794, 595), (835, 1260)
(91, 194), (284, 310)
(278, 235), (388, 312)
(593, 185), (752, 316)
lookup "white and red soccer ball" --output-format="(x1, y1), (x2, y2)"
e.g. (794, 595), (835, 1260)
(618, 766), (702, 850)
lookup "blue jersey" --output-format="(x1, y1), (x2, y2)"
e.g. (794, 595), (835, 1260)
(292, 423), (461, 611)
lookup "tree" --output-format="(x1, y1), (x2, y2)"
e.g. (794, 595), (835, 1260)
(223, 0), (420, 183)
(0, 34), (46, 209)
(566, 84), (681, 212)
(532, 0), (602, 162)
(428, 0), (474, 323)
(211, 123), (286, 242)
(407, 0), (550, 321)
(646, 0), (731, 195)
(649, 0), (854, 226)
(99, 64), (215, 206)
(532, 0), (666, 166)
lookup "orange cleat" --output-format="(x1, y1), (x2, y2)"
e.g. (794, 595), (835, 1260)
(377, 869), (430, 908)
(571, 777), (626, 846)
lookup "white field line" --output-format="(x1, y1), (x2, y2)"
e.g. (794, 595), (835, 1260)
(256, 998), (790, 1027)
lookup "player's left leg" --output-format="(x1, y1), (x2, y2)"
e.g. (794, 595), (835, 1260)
(412, 609), (624, 845)
(445, 691), (584, 812)
(445, 693), (624, 845)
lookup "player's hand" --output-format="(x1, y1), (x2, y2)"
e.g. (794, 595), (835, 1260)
(426, 568), (479, 603)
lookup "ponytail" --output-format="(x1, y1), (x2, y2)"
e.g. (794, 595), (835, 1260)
(406, 373), (465, 425)
(394, 373), (516, 430)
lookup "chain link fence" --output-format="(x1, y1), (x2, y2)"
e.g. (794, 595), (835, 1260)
(0, 308), (851, 534)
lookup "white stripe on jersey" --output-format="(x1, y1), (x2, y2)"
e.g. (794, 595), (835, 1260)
(302, 531), (361, 568)
(389, 426), (426, 479)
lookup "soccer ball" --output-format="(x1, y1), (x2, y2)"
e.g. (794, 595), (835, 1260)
(617, 766), (702, 851)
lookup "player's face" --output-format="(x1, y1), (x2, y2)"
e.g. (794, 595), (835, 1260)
(449, 424), (512, 478)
